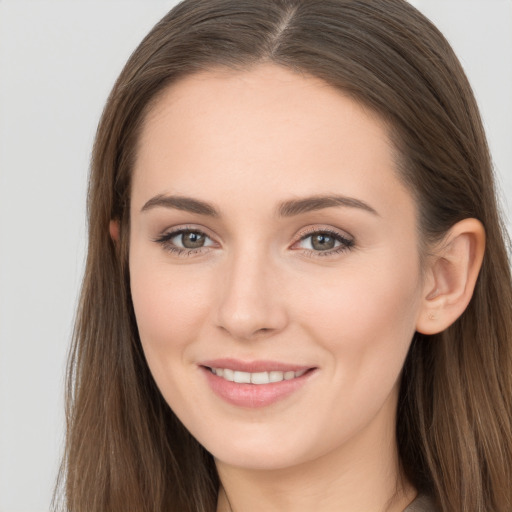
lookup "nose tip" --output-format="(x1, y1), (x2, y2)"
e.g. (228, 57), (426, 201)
(217, 311), (284, 341)
(214, 256), (288, 341)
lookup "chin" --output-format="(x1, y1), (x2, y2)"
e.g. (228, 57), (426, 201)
(212, 447), (309, 472)
(197, 423), (332, 472)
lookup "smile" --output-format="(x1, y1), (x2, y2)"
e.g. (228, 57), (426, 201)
(209, 367), (308, 384)
(201, 360), (316, 408)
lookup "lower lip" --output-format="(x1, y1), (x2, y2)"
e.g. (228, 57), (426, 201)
(201, 367), (315, 408)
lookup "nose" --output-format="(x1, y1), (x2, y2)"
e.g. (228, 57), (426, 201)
(214, 248), (288, 341)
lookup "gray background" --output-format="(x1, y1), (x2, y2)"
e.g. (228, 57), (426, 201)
(0, 1), (510, 511)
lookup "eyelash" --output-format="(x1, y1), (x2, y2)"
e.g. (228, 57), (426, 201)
(293, 227), (354, 258)
(153, 227), (216, 257)
(153, 226), (355, 259)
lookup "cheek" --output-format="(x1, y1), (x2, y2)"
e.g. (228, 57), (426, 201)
(296, 251), (422, 377)
(129, 252), (214, 367)
(286, 254), (422, 443)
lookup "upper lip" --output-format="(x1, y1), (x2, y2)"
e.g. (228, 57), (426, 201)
(199, 358), (314, 373)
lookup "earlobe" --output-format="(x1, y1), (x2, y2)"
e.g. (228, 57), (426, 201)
(109, 219), (120, 244)
(416, 218), (485, 335)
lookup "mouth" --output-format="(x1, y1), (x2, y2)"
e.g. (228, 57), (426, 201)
(199, 359), (317, 408)
(206, 367), (310, 384)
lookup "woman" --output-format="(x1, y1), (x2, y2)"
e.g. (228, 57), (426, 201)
(55, 1), (512, 511)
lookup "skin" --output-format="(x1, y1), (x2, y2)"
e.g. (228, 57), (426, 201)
(125, 63), (485, 512)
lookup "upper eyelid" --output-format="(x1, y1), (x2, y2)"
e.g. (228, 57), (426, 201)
(294, 225), (354, 242)
(157, 224), (353, 238)
(156, 224), (218, 240)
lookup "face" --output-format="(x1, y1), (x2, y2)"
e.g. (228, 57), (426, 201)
(129, 64), (427, 471)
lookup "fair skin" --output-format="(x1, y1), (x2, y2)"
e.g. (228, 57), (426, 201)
(117, 63), (485, 512)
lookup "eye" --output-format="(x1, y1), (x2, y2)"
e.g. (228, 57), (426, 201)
(300, 232), (339, 251)
(154, 228), (216, 255)
(173, 230), (209, 249)
(293, 228), (354, 257)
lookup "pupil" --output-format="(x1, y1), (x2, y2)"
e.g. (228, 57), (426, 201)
(312, 234), (335, 251)
(182, 231), (205, 249)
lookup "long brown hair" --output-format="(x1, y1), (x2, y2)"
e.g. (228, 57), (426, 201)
(55, 1), (512, 511)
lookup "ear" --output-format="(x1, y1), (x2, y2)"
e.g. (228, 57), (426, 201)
(416, 218), (485, 335)
(109, 219), (120, 245)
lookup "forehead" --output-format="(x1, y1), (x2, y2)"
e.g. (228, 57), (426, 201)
(132, 63), (413, 222)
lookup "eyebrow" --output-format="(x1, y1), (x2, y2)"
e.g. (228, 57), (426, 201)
(141, 193), (378, 217)
(278, 195), (379, 217)
(141, 194), (220, 216)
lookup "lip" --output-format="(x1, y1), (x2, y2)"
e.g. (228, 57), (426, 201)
(200, 358), (312, 373)
(199, 358), (317, 408)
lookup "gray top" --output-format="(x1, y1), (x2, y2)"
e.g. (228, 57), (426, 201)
(403, 494), (437, 512)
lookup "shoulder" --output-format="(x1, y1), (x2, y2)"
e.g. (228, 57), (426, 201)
(403, 494), (438, 512)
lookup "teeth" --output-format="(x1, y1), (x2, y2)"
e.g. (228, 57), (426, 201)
(251, 372), (269, 384)
(269, 371), (283, 383)
(234, 371), (251, 384)
(210, 368), (308, 384)
(223, 368), (234, 381)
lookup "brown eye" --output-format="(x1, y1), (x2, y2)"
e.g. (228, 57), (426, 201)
(310, 233), (336, 251)
(154, 228), (215, 254)
(181, 231), (206, 248)
(294, 229), (354, 256)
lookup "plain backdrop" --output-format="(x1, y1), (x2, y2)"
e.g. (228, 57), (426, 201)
(0, 1), (510, 511)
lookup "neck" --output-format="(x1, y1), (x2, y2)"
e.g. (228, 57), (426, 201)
(215, 392), (416, 512)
